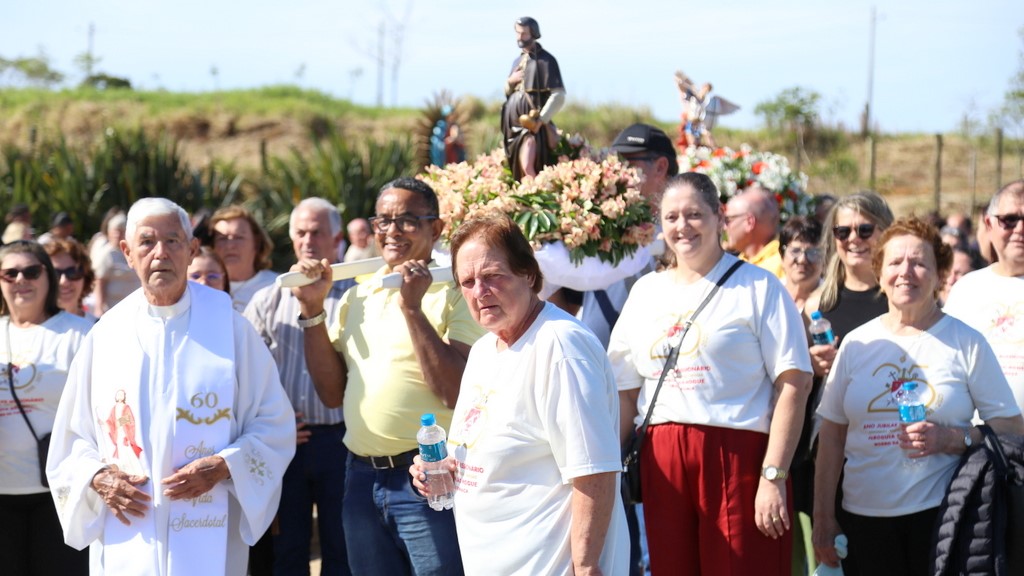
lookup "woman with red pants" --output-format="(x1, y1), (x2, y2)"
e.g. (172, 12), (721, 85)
(609, 173), (813, 575)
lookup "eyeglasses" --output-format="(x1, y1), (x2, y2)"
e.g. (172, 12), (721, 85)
(784, 246), (823, 262)
(0, 264), (44, 282)
(724, 212), (750, 224)
(833, 223), (877, 241)
(993, 213), (1024, 230)
(55, 266), (85, 281)
(189, 272), (224, 282)
(369, 215), (438, 233)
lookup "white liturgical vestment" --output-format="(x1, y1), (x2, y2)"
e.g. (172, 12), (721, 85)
(46, 282), (296, 576)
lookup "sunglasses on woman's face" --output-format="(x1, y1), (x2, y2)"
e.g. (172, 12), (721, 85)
(833, 223), (876, 241)
(0, 264), (44, 282)
(55, 266), (85, 281)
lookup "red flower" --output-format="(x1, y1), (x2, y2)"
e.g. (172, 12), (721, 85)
(712, 148), (728, 158)
(752, 161), (766, 175)
(697, 160), (710, 169)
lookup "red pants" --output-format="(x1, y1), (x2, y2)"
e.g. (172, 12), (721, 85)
(642, 423), (791, 576)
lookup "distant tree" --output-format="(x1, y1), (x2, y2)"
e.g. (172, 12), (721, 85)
(0, 48), (65, 88)
(755, 86), (822, 167)
(74, 51), (102, 80)
(80, 73), (132, 90)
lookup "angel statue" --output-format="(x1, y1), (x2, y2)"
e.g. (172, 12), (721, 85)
(675, 70), (739, 149)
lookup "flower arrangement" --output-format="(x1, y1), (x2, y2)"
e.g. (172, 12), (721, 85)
(418, 136), (655, 266)
(681, 144), (813, 221)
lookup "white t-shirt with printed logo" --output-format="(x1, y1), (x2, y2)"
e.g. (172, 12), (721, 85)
(817, 314), (1019, 516)
(608, 253), (811, 433)
(449, 303), (628, 576)
(0, 312), (92, 494)
(943, 266), (1024, 411)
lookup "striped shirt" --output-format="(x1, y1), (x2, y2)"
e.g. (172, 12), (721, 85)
(244, 278), (354, 425)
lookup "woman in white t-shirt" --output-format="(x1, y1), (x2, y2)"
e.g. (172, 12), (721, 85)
(409, 213), (629, 575)
(608, 173), (813, 576)
(0, 240), (92, 575)
(812, 218), (1024, 576)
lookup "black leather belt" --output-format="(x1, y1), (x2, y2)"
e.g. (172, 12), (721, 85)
(352, 448), (418, 470)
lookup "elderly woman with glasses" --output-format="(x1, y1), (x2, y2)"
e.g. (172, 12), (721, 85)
(0, 240), (91, 575)
(43, 238), (97, 323)
(779, 216), (824, 315)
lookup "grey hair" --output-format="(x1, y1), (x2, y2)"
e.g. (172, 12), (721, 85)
(988, 179), (1024, 216)
(125, 197), (192, 239)
(290, 197), (342, 237)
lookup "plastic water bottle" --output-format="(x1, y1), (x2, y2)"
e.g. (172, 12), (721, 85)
(417, 413), (456, 511)
(809, 311), (835, 346)
(811, 534), (848, 575)
(894, 382), (926, 468)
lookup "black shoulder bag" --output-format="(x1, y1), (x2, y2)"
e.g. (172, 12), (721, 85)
(8, 374), (51, 488)
(622, 260), (743, 504)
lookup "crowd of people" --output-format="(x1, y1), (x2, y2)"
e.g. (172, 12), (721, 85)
(3, 17), (1024, 576)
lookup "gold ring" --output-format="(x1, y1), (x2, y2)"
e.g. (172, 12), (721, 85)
(772, 516), (780, 522)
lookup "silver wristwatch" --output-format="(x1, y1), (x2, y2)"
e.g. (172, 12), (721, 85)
(296, 310), (327, 329)
(761, 465), (788, 481)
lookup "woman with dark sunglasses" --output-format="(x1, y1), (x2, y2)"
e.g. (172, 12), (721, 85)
(805, 192), (895, 379)
(0, 240), (91, 575)
(44, 238), (97, 323)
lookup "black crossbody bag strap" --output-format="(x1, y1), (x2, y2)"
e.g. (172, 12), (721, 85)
(5, 318), (41, 443)
(632, 260), (744, 449)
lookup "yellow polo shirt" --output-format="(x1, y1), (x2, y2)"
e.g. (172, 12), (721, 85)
(741, 238), (785, 280)
(328, 266), (486, 457)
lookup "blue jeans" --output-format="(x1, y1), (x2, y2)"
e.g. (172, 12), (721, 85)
(342, 453), (464, 576)
(273, 423), (351, 576)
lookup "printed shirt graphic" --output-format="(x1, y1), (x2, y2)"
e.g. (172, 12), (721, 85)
(608, 254), (811, 433)
(944, 267), (1024, 411)
(0, 313), (91, 494)
(817, 315), (1019, 516)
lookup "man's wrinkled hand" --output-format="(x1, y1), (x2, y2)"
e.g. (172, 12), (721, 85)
(92, 464), (151, 526)
(162, 455), (230, 501)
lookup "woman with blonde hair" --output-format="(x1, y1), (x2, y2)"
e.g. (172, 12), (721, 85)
(806, 191), (895, 378)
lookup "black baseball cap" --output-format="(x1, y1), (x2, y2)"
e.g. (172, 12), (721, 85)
(52, 211), (73, 227)
(611, 123), (677, 158)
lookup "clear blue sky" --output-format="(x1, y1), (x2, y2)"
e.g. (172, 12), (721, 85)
(2, 0), (1020, 134)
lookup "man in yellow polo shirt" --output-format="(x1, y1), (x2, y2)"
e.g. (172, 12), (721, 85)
(724, 184), (785, 278)
(293, 177), (485, 576)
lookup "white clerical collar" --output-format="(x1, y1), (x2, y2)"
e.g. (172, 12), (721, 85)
(146, 286), (191, 320)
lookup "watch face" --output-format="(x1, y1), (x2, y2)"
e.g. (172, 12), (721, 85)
(764, 466), (779, 480)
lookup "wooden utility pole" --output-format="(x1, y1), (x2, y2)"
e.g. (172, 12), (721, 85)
(864, 6), (878, 138)
(868, 135), (877, 191)
(995, 127), (1004, 189)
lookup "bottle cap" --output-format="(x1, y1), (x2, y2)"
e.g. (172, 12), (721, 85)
(421, 413), (436, 426)
(811, 311), (823, 320)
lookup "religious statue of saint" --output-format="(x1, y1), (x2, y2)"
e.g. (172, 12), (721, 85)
(500, 16), (566, 181)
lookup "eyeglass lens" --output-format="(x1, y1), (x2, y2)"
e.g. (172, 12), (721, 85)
(995, 213), (1024, 230)
(55, 266), (84, 281)
(0, 265), (44, 282)
(833, 223), (876, 241)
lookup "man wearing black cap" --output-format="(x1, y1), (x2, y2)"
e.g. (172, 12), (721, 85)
(501, 16), (566, 181)
(611, 123), (679, 206)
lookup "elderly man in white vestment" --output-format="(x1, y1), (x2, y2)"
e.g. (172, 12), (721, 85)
(45, 197), (296, 576)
